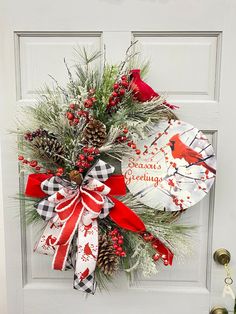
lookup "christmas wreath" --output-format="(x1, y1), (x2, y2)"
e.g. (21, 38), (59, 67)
(17, 42), (216, 294)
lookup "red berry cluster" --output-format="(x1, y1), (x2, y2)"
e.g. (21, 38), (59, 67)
(141, 232), (169, 266)
(66, 89), (97, 126)
(116, 127), (129, 143)
(75, 146), (100, 173)
(66, 108), (89, 126)
(109, 228), (126, 257)
(55, 167), (64, 176)
(24, 129), (48, 142)
(18, 155), (42, 171)
(107, 75), (129, 111)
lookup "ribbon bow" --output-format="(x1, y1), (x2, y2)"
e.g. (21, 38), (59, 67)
(27, 160), (174, 294)
(34, 160), (115, 293)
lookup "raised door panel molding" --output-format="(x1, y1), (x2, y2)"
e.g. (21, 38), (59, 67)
(133, 32), (222, 102)
(15, 32), (102, 100)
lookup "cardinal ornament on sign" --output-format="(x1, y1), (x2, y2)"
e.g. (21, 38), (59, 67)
(122, 119), (216, 211)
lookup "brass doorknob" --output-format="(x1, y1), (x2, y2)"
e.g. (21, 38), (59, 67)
(213, 248), (231, 265)
(210, 307), (228, 314)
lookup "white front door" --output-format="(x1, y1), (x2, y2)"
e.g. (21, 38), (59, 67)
(1, 1), (236, 313)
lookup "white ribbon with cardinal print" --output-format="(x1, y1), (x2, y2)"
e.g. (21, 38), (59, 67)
(34, 160), (115, 294)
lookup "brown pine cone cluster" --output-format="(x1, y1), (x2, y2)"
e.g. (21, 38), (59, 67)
(83, 119), (107, 148)
(96, 233), (119, 276)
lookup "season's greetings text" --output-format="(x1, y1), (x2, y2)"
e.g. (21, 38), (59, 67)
(124, 157), (163, 188)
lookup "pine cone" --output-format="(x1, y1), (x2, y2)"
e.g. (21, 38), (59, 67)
(96, 233), (119, 276)
(33, 133), (64, 165)
(83, 119), (107, 148)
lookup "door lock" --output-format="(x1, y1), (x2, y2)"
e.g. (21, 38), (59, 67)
(213, 249), (231, 266)
(210, 307), (228, 314)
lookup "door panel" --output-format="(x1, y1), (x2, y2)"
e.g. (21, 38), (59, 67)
(1, 1), (236, 313)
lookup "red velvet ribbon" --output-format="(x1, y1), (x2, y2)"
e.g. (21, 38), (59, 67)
(25, 173), (174, 266)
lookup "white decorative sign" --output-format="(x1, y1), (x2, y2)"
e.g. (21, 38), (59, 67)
(122, 120), (216, 211)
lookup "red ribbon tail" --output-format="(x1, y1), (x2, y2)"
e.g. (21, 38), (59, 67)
(109, 196), (146, 232)
(109, 196), (174, 266)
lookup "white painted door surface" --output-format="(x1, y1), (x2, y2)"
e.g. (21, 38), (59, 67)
(0, 1), (236, 313)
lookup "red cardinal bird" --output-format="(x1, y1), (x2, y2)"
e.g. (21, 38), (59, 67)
(80, 267), (90, 281)
(84, 243), (96, 259)
(129, 69), (178, 109)
(130, 69), (158, 102)
(168, 133), (216, 174)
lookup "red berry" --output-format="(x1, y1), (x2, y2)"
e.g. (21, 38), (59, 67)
(123, 128), (128, 134)
(78, 168), (84, 173)
(46, 169), (52, 174)
(113, 244), (118, 249)
(18, 155), (24, 161)
(119, 88), (126, 96)
(136, 149), (141, 155)
(84, 99), (93, 108)
(112, 236), (118, 242)
(83, 147), (89, 153)
(56, 172), (62, 176)
(67, 112), (74, 120)
(77, 110), (83, 116)
(57, 167), (64, 173)
(73, 118), (80, 125)
(79, 154), (85, 161)
(113, 83), (119, 90)
(109, 100), (116, 107)
(35, 166), (41, 171)
(127, 141), (132, 147)
(121, 75), (127, 81)
(84, 162), (91, 168)
(120, 251), (126, 257)
(163, 260), (169, 266)
(118, 239), (123, 245)
(117, 246), (123, 252)
(30, 160), (38, 167)
(88, 147), (95, 154)
(121, 81), (129, 88)
(87, 155), (94, 162)
(112, 92), (118, 97)
(131, 143), (136, 149)
(69, 103), (75, 110)
(91, 97), (97, 102)
(153, 253), (160, 262)
(76, 161), (82, 167)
